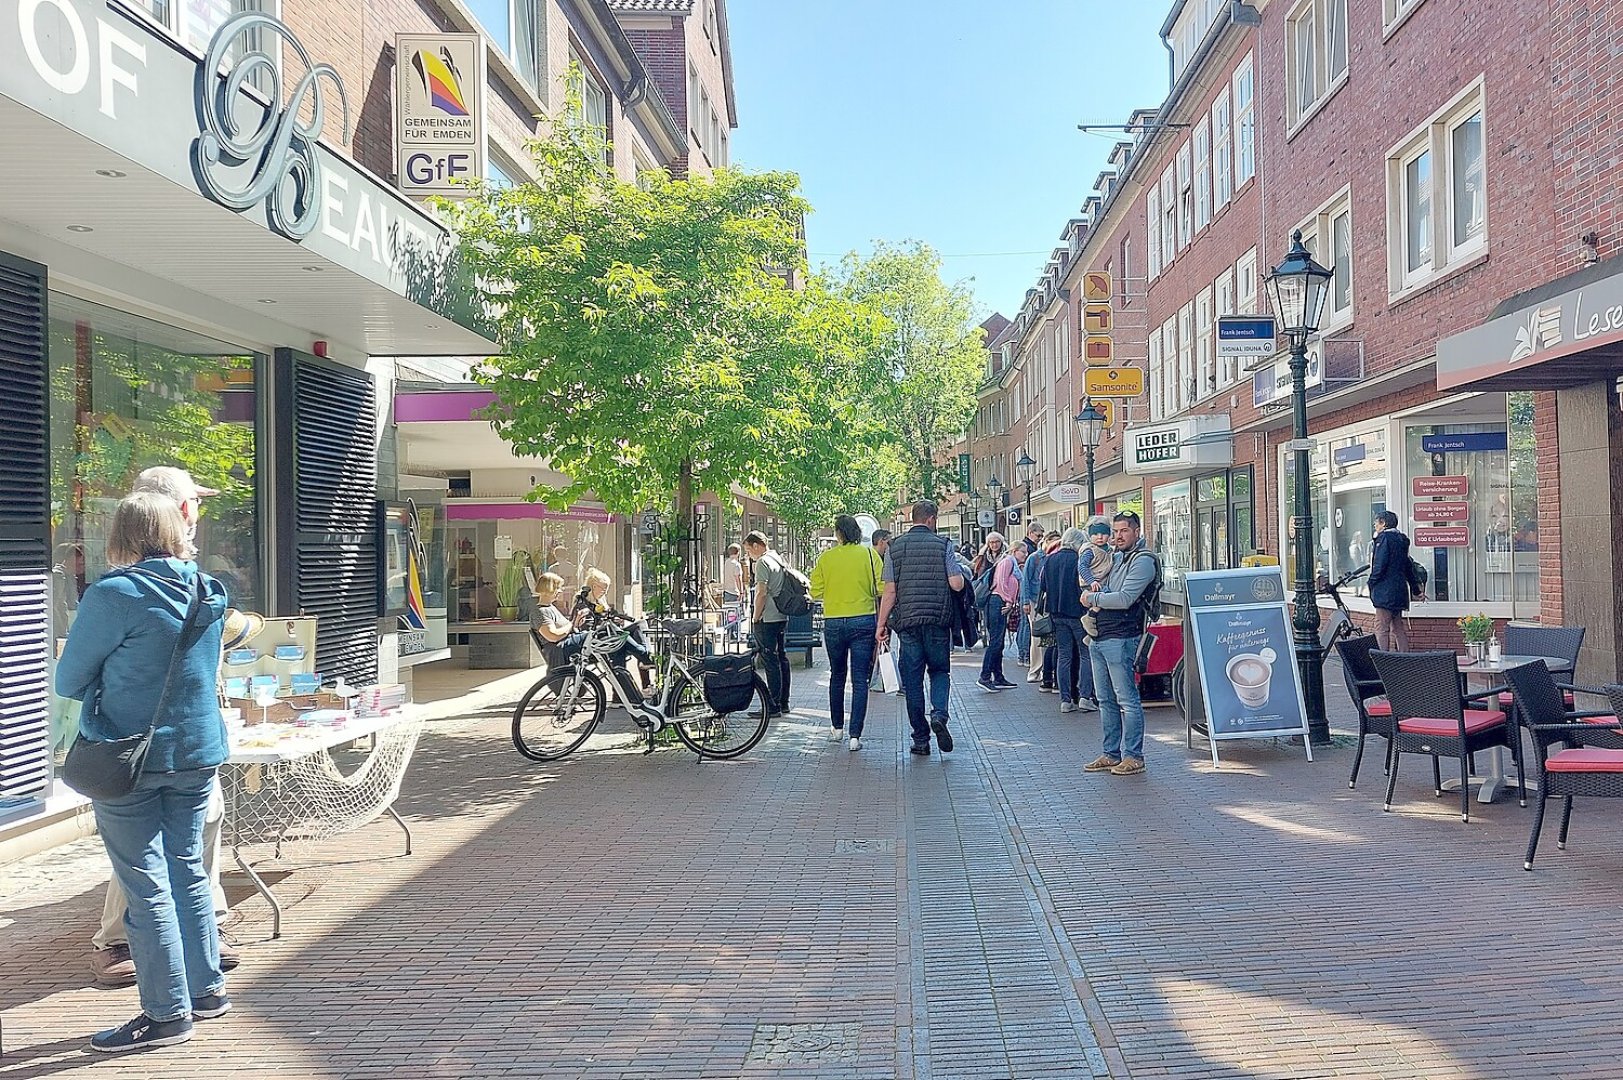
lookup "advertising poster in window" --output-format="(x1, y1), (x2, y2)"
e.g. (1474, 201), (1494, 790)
(1186, 567), (1313, 767)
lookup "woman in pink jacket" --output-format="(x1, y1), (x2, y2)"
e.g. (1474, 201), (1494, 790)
(975, 533), (1021, 692)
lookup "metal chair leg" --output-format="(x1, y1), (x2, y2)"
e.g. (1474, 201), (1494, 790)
(1525, 789), (1549, 869)
(1384, 749), (1402, 811)
(385, 806), (413, 856)
(1432, 754), (1443, 797)
(1459, 752), (1472, 823)
(1558, 794), (1576, 849)
(1350, 733), (1367, 789)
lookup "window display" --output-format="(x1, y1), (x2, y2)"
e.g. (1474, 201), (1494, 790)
(1151, 480), (1192, 597)
(1402, 420), (1513, 604)
(446, 508), (626, 625)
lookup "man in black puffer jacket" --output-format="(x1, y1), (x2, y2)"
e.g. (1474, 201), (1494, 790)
(1368, 510), (1413, 651)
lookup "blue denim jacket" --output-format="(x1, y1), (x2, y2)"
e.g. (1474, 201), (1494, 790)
(56, 558), (230, 773)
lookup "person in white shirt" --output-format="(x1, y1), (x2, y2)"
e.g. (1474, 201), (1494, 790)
(721, 544), (744, 604)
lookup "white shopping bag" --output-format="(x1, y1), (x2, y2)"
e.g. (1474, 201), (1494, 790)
(877, 636), (901, 693)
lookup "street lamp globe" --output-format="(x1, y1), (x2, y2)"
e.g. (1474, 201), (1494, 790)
(1015, 451), (1036, 489)
(1074, 402), (1106, 450)
(1264, 229), (1334, 342)
(986, 475), (1003, 502)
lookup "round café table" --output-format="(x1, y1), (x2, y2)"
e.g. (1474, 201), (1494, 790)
(1452, 654), (1574, 803)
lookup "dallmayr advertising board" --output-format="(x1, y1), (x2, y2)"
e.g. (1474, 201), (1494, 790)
(395, 33), (485, 197)
(1185, 566), (1313, 767)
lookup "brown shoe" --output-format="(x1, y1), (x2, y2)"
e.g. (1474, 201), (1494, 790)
(1083, 754), (1121, 773)
(91, 943), (137, 988)
(1110, 757), (1146, 776)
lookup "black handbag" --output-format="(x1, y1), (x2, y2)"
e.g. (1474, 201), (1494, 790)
(1029, 585), (1054, 639)
(62, 577), (205, 801)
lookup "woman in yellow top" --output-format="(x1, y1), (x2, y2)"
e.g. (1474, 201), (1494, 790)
(810, 514), (885, 750)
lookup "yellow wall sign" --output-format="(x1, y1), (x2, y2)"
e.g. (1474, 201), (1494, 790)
(1084, 334), (1114, 365)
(1084, 367), (1144, 397)
(1082, 304), (1113, 334)
(1082, 272), (1112, 303)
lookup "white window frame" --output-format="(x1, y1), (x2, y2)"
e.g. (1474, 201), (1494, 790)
(1383, 0), (1426, 36)
(117, 0), (281, 92)
(1385, 78), (1488, 298)
(1058, 318), (1069, 376)
(1177, 143), (1194, 250)
(1149, 328), (1165, 421)
(1215, 269), (1237, 386)
(1147, 189), (1163, 280)
(1160, 166), (1177, 267)
(569, 49), (611, 163)
(1195, 287), (1214, 400)
(1233, 54), (1256, 187)
(1194, 116), (1212, 233)
(1297, 186), (1355, 332)
(1162, 315), (1179, 414)
(1285, 0), (1348, 134)
(1178, 303), (1195, 411)
(1212, 88), (1233, 211)
(1236, 248), (1258, 316)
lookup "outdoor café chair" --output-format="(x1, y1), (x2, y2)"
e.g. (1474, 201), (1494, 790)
(1504, 661), (1623, 868)
(1336, 634), (1393, 790)
(1372, 649), (1519, 823)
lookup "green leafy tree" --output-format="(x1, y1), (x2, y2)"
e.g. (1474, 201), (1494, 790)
(833, 242), (985, 502)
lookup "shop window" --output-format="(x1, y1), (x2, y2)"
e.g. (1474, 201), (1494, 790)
(1151, 480), (1193, 598)
(1506, 392), (1540, 608)
(448, 513), (626, 625)
(45, 295), (261, 779)
(1279, 441), (1330, 588)
(1402, 418), (1512, 605)
(1387, 80), (1487, 295)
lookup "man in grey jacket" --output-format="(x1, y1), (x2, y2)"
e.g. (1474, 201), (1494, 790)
(1079, 511), (1160, 776)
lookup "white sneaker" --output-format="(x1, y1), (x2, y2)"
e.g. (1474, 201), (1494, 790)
(829, 728), (843, 742)
(849, 737), (862, 751)
(1077, 697), (1099, 712)
(1027, 672), (1040, 683)
(1060, 701), (1079, 714)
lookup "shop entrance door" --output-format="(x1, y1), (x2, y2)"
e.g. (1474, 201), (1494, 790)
(1195, 506), (1232, 572)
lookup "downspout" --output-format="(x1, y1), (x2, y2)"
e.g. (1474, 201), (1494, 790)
(1163, 34), (1176, 93)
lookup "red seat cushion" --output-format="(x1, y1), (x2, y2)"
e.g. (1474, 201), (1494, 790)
(1398, 710), (1507, 736)
(1366, 700), (1392, 717)
(1544, 748), (1623, 773)
(1500, 690), (1575, 707)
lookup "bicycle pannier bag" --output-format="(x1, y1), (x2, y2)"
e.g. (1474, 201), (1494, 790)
(701, 653), (757, 715)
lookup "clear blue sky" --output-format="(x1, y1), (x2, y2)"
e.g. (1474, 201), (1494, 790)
(727, 1), (1172, 320)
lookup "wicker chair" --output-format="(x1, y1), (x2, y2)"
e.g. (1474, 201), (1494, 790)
(1372, 649), (1519, 823)
(1504, 661), (1623, 868)
(1497, 625), (1585, 710)
(1336, 635), (1393, 790)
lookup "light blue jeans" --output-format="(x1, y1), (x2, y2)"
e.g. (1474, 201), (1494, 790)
(93, 767), (225, 1021)
(1091, 636), (1146, 761)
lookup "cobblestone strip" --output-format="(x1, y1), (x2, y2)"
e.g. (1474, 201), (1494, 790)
(897, 659), (1114, 1079)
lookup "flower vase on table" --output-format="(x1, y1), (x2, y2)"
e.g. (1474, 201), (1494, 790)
(1458, 613), (1493, 663)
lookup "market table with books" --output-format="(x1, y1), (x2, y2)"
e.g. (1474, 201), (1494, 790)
(223, 693), (420, 939)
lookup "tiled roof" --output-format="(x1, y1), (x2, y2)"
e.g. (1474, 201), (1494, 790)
(605, 0), (694, 12)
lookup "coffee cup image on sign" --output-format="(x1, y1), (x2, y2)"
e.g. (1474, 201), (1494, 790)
(1225, 647), (1276, 708)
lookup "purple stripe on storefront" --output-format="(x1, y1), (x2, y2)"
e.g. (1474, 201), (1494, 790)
(395, 390), (498, 422)
(444, 502), (618, 524)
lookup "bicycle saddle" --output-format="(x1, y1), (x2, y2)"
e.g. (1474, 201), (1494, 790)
(660, 618), (705, 638)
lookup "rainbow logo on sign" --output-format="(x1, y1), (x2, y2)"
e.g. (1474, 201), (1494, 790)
(413, 48), (469, 116)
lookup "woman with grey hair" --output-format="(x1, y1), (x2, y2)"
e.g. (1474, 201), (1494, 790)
(1039, 527), (1097, 714)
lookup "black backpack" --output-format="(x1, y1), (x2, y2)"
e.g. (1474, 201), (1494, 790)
(1121, 549), (1165, 626)
(770, 558), (812, 617)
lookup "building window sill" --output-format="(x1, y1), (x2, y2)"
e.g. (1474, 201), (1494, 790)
(1382, 0), (1427, 42)
(1387, 249), (1489, 310)
(1285, 72), (1350, 144)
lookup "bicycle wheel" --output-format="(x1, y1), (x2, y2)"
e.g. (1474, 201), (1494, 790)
(512, 668), (606, 762)
(1171, 656), (1187, 719)
(669, 672), (771, 760)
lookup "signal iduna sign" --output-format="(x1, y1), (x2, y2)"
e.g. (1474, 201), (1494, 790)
(1084, 367), (1144, 397)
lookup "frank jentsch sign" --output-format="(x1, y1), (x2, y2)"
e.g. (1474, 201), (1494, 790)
(1185, 567), (1313, 766)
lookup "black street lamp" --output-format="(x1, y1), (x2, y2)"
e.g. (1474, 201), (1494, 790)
(985, 475), (1004, 536)
(1074, 401), (1105, 516)
(1015, 451), (1037, 527)
(1265, 228), (1335, 747)
(969, 488), (985, 545)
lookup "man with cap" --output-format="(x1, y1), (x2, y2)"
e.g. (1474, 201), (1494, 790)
(90, 466), (240, 986)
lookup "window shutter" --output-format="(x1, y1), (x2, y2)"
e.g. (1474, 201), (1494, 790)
(0, 253), (51, 798)
(274, 349), (379, 686)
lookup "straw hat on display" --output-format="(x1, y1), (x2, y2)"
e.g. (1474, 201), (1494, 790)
(221, 609), (266, 652)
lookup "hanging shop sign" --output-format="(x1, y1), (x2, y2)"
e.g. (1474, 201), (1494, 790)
(1082, 304), (1113, 334)
(1048, 482), (1087, 505)
(1436, 263), (1623, 390)
(1004, 507), (1023, 527)
(1251, 340), (1325, 407)
(1185, 567), (1313, 767)
(1217, 315), (1277, 359)
(957, 453), (972, 491)
(1413, 525), (1471, 547)
(1410, 502), (1471, 523)
(977, 509), (996, 529)
(1081, 271), (1112, 303)
(395, 34), (486, 196)
(1084, 366), (1143, 397)
(1413, 475), (1469, 498)
(1084, 334), (1114, 365)
(1123, 415), (1233, 476)
(1420, 432), (1509, 454)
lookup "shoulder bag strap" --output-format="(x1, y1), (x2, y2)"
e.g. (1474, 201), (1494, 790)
(144, 576), (207, 738)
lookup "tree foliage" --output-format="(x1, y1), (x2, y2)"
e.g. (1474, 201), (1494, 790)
(832, 242), (985, 502)
(444, 116), (887, 518)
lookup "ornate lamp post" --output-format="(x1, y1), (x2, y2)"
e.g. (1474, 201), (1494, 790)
(1074, 401), (1105, 515)
(1265, 228), (1335, 747)
(985, 475), (1004, 536)
(969, 489), (985, 546)
(1015, 451), (1037, 527)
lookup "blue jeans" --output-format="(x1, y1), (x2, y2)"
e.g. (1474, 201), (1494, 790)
(1054, 617), (1095, 704)
(824, 614), (877, 737)
(898, 624), (952, 747)
(979, 596), (1009, 681)
(93, 767), (225, 1021)
(1091, 635), (1146, 760)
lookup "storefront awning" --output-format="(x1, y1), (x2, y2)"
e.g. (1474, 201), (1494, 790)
(0, 1), (497, 357)
(1437, 257), (1623, 391)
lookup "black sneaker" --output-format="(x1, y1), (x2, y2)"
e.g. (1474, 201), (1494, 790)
(90, 1014), (194, 1053)
(930, 719), (955, 754)
(976, 677), (1002, 693)
(192, 992), (232, 1020)
(992, 678), (1019, 689)
(908, 742), (931, 756)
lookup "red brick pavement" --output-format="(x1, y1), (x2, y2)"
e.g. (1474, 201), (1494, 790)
(3, 650), (1623, 1079)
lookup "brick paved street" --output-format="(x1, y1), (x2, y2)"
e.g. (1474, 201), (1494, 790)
(6, 652), (1623, 1079)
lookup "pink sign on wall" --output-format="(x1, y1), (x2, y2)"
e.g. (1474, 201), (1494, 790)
(1413, 525), (1471, 547)
(1411, 502), (1471, 523)
(1412, 475), (1469, 498)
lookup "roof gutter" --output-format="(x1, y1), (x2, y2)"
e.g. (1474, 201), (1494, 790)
(581, 0), (686, 149)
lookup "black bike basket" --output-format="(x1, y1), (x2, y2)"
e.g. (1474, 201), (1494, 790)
(701, 654), (757, 715)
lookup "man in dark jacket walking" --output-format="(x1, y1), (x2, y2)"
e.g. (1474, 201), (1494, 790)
(1041, 528), (1097, 715)
(877, 501), (967, 756)
(1367, 510), (1413, 651)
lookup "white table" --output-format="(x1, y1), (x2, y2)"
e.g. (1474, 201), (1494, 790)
(1453, 655), (1572, 804)
(225, 710), (421, 938)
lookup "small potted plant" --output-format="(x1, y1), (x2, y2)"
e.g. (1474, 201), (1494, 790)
(495, 557), (528, 622)
(1457, 612), (1493, 661)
